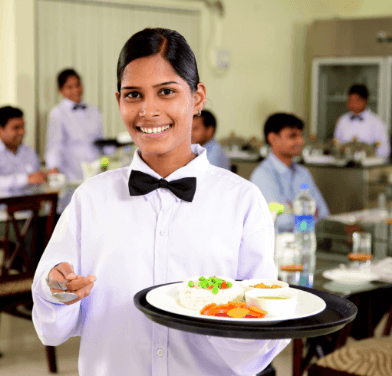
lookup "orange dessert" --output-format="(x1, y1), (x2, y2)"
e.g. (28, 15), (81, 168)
(280, 264), (304, 272)
(348, 253), (373, 261)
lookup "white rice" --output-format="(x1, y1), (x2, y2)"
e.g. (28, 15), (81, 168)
(178, 276), (244, 311)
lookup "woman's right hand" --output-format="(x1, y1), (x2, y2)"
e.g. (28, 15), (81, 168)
(48, 262), (97, 305)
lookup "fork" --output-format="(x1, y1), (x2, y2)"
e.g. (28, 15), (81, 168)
(46, 277), (78, 303)
(46, 277), (68, 290)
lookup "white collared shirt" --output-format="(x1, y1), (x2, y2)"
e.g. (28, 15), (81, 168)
(334, 109), (390, 157)
(32, 144), (289, 376)
(0, 138), (41, 191)
(45, 98), (104, 181)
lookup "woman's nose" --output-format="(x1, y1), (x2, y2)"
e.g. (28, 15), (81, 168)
(139, 100), (161, 119)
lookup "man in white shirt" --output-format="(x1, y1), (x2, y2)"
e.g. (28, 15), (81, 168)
(45, 69), (105, 181)
(192, 110), (231, 170)
(0, 106), (46, 191)
(334, 84), (390, 158)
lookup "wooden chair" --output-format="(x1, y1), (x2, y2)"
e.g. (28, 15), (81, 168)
(256, 363), (276, 376)
(308, 337), (392, 376)
(0, 193), (58, 373)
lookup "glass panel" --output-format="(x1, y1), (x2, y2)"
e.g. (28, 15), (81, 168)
(316, 64), (380, 141)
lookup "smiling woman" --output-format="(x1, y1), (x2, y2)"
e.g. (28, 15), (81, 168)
(115, 28), (206, 178)
(32, 27), (289, 376)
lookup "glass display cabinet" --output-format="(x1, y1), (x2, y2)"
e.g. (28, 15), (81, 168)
(311, 57), (386, 141)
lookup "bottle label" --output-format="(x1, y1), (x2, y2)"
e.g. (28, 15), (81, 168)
(295, 215), (314, 232)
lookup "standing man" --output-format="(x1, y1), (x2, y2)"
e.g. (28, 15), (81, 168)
(334, 84), (390, 158)
(251, 113), (329, 232)
(0, 106), (46, 191)
(192, 110), (230, 170)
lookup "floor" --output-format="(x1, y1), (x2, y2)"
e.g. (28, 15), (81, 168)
(0, 312), (388, 376)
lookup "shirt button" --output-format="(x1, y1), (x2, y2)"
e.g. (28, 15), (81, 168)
(157, 349), (164, 357)
(160, 229), (167, 236)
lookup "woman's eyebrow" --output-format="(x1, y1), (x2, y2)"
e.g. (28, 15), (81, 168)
(153, 81), (180, 88)
(121, 81), (180, 91)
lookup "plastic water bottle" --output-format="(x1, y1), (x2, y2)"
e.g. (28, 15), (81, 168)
(293, 184), (316, 287)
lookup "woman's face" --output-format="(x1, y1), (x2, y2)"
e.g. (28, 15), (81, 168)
(60, 75), (83, 104)
(116, 54), (205, 158)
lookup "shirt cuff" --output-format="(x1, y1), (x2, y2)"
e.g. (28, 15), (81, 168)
(14, 173), (29, 189)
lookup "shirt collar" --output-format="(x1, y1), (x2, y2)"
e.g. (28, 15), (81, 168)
(62, 97), (86, 110)
(128, 144), (210, 202)
(350, 108), (369, 120)
(0, 138), (5, 153)
(0, 137), (24, 155)
(203, 138), (216, 149)
(268, 152), (296, 174)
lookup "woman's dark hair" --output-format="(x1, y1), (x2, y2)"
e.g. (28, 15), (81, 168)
(264, 113), (304, 145)
(348, 84), (369, 100)
(57, 69), (81, 90)
(0, 106), (23, 128)
(117, 28), (199, 92)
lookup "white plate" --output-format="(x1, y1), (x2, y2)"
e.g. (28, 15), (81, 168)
(322, 281), (375, 295)
(146, 283), (326, 324)
(322, 268), (379, 285)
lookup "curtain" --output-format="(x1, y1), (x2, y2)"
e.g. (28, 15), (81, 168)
(37, 0), (200, 156)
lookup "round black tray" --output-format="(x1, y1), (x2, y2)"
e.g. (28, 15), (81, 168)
(134, 283), (357, 340)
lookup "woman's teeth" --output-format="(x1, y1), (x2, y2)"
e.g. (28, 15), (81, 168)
(140, 125), (171, 134)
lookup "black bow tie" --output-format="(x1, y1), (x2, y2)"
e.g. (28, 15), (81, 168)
(350, 114), (363, 121)
(128, 170), (197, 202)
(73, 104), (87, 110)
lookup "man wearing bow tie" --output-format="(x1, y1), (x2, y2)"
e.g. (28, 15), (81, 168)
(333, 84), (390, 158)
(45, 69), (105, 181)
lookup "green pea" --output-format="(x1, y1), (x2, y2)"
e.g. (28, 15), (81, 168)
(212, 287), (219, 294)
(188, 281), (194, 287)
(227, 282), (232, 288)
(218, 282), (222, 289)
(199, 276), (206, 281)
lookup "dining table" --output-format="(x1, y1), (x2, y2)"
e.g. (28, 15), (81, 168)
(0, 181), (81, 266)
(291, 250), (392, 376)
(0, 180), (81, 218)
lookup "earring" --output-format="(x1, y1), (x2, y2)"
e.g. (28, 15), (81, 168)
(198, 109), (202, 116)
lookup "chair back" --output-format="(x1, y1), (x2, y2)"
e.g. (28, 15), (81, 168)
(0, 193), (58, 277)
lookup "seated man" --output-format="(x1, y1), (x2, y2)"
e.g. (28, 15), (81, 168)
(250, 113), (329, 232)
(192, 110), (230, 170)
(0, 106), (46, 191)
(334, 84), (390, 158)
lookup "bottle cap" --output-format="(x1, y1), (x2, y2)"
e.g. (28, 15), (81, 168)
(300, 184), (309, 190)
